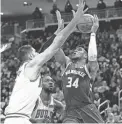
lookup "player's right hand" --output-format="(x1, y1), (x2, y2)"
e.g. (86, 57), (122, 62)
(74, 0), (88, 23)
(71, 10), (80, 33)
(91, 15), (99, 33)
(55, 10), (64, 35)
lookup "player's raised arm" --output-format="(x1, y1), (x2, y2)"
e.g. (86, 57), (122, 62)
(55, 2), (88, 67)
(24, 0), (88, 81)
(54, 10), (71, 66)
(39, 11), (64, 53)
(87, 15), (99, 81)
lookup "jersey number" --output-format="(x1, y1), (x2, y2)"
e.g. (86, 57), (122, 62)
(66, 77), (79, 88)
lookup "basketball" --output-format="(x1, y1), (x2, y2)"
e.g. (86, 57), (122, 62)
(76, 14), (94, 33)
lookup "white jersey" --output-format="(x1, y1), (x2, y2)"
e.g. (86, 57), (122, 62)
(5, 62), (42, 119)
(31, 96), (54, 122)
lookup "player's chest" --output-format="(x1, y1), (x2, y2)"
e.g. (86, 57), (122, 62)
(63, 67), (90, 89)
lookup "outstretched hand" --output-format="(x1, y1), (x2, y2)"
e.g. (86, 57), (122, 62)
(91, 15), (99, 33)
(74, 0), (88, 22)
(71, 10), (80, 32)
(55, 10), (64, 35)
(71, 0), (88, 32)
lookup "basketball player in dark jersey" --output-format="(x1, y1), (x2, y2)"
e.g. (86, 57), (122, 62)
(54, 13), (104, 123)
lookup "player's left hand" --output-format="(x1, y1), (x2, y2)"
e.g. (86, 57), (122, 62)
(71, 10), (80, 33)
(91, 15), (99, 33)
(55, 10), (64, 35)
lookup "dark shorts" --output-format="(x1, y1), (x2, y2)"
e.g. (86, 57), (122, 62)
(63, 104), (104, 123)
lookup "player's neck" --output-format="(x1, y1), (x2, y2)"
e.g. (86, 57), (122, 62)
(75, 60), (86, 68)
(40, 89), (51, 101)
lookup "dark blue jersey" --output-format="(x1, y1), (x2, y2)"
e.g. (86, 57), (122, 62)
(62, 63), (92, 108)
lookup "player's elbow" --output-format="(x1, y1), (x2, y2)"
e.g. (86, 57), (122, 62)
(56, 32), (66, 42)
(89, 61), (99, 72)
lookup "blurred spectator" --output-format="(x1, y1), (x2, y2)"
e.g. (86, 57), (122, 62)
(106, 113), (115, 123)
(106, 107), (112, 116)
(120, 111), (122, 120)
(97, 0), (106, 10)
(118, 56), (122, 68)
(114, 0), (122, 8)
(116, 25), (122, 41)
(109, 26), (116, 39)
(50, 3), (60, 15)
(64, 0), (73, 13)
(32, 7), (43, 19)
(111, 58), (119, 70)
(112, 104), (119, 115)
(116, 68), (122, 89)
(94, 93), (101, 107)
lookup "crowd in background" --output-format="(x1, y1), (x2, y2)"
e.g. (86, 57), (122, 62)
(1, 0), (122, 123)
(51, 0), (122, 15)
(1, 22), (122, 123)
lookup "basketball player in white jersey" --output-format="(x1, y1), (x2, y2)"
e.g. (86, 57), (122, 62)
(4, 1), (88, 124)
(30, 75), (64, 123)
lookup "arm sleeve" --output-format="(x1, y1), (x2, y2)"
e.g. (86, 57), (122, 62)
(40, 34), (56, 53)
(88, 33), (97, 61)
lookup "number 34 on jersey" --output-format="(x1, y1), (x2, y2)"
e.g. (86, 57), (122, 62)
(66, 77), (79, 88)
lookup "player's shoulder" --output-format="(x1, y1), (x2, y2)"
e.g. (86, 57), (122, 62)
(19, 62), (29, 71)
(65, 56), (72, 66)
(84, 64), (91, 79)
(17, 62), (29, 75)
(65, 56), (71, 63)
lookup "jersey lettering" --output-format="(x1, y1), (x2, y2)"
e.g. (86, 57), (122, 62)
(35, 109), (53, 119)
(66, 77), (79, 88)
(65, 70), (86, 77)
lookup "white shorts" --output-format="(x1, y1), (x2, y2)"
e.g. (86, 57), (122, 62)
(4, 118), (32, 124)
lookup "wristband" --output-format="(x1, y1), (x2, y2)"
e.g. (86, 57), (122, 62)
(91, 33), (96, 36)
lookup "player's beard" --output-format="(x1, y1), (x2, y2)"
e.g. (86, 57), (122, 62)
(71, 55), (81, 63)
(44, 87), (54, 93)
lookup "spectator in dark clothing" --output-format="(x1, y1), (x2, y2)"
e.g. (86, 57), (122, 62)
(97, 0), (106, 9)
(101, 66), (112, 86)
(97, 0), (106, 18)
(50, 4), (60, 15)
(64, 0), (73, 13)
(32, 7), (43, 19)
(114, 0), (122, 17)
(116, 68), (122, 89)
(114, 0), (122, 8)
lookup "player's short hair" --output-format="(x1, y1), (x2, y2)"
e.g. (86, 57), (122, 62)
(42, 75), (54, 83)
(18, 45), (33, 62)
(76, 45), (87, 52)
